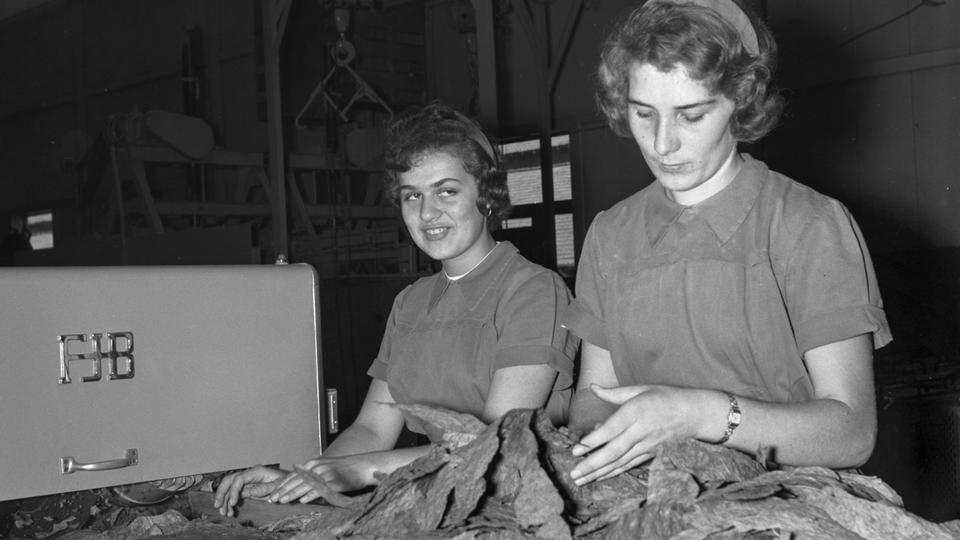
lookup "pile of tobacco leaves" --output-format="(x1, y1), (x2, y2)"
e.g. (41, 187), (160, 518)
(1, 488), (201, 540)
(255, 404), (960, 539)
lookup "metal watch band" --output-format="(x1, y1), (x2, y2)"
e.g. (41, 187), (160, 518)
(717, 392), (741, 444)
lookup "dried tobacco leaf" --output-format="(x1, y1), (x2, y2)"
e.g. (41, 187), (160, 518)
(679, 497), (864, 539)
(151, 521), (283, 540)
(246, 405), (950, 540)
(341, 446), (451, 537)
(395, 403), (487, 450)
(7, 489), (102, 539)
(783, 467), (845, 488)
(448, 499), (558, 539)
(701, 479), (783, 503)
(570, 499), (643, 538)
(642, 501), (699, 539)
(835, 471), (903, 506)
(802, 485), (958, 539)
(439, 419), (502, 527)
(941, 520), (960, 537)
(347, 474), (437, 537)
(488, 410), (536, 499)
(655, 439), (767, 488)
(530, 411), (586, 509)
(111, 509), (191, 537)
(271, 507), (357, 539)
(575, 503), (644, 540)
(317, 412), (500, 538)
(531, 410), (647, 521)
(636, 444), (708, 538)
(442, 524), (535, 539)
(647, 460), (700, 504)
(723, 467), (901, 509)
(675, 528), (789, 540)
(699, 471), (796, 504)
(468, 498), (518, 531)
(487, 409), (570, 538)
(365, 445), (450, 507)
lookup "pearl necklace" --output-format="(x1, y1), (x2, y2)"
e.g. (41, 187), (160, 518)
(444, 242), (500, 281)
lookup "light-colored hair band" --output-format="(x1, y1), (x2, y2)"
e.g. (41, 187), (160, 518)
(650, 0), (760, 57)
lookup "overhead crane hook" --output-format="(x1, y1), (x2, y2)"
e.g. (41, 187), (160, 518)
(294, 6), (394, 128)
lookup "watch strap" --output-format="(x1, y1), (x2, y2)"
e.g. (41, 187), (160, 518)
(717, 392), (741, 444)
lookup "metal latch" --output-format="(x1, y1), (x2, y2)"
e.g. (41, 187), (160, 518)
(326, 388), (339, 434)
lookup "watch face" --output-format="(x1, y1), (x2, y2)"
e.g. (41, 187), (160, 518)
(730, 411), (742, 425)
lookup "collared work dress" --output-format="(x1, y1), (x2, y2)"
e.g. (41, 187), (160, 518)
(564, 155), (892, 403)
(368, 241), (578, 427)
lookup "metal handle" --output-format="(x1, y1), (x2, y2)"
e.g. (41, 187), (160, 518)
(326, 388), (339, 434)
(60, 448), (138, 475)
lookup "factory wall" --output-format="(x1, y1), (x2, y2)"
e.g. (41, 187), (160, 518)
(763, 0), (960, 255)
(4, 1), (957, 255)
(761, 0), (960, 520)
(0, 0), (423, 243)
(0, 0), (265, 222)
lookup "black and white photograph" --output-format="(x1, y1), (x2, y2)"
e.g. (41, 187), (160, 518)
(1, 0), (959, 538)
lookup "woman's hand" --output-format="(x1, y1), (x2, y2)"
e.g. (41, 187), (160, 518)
(569, 384), (709, 486)
(268, 455), (374, 504)
(213, 466), (286, 517)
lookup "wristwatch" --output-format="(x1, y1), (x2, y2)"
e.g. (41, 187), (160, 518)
(717, 393), (741, 444)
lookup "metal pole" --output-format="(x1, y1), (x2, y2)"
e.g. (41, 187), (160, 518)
(262, 0), (291, 259)
(474, 0), (499, 130)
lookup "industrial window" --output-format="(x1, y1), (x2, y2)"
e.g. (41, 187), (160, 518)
(26, 211), (54, 250)
(499, 134), (574, 275)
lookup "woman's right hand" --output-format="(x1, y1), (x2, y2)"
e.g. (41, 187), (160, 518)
(569, 384), (713, 485)
(213, 466), (286, 517)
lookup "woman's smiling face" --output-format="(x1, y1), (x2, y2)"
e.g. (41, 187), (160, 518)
(627, 62), (739, 204)
(398, 151), (495, 276)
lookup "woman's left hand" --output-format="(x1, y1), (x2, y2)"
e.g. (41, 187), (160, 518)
(267, 454), (372, 504)
(568, 384), (702, 486)
(213, 466), (287, 516)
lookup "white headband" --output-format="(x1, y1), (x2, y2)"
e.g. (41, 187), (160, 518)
(651, 0), (760, 57)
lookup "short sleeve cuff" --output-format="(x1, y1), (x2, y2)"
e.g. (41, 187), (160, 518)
(562, 300), (608, 350)
(366, 357), (389, 380)
(795, 304), (892, 354)
(494, 345), (575, 391)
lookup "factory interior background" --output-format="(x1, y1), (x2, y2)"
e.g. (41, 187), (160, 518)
(2, 0), (960, 523)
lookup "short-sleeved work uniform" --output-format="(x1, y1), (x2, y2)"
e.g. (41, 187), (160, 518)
(368, 241), (578, 427)
(563, 155), (892, 403)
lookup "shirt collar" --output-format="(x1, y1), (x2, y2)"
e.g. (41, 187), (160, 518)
(428, 241), (518, 311)
(644, 154), (765, 246)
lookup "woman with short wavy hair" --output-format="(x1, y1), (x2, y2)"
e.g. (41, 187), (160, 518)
(383, 102), (512, 230)
(565, 0), (891, 485)
(215, 102), (578, 514)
